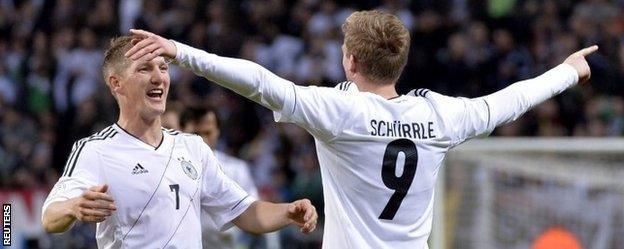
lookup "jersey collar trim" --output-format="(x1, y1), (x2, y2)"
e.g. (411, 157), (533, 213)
(113, 123), (167, 151)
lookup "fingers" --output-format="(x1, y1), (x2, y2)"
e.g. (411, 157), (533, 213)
(76, 209), (111, 223)
(144, 47), (165, 62)
(90, 184), (108, 193)
(80, 207), (113, 217)
(129, 43), (161, 60)
(288, 201), (300, 214)
(303, 205), (317, 234)
(304, 202), (315, 223)
(124, 38), (154, 58)
(78, 199), (116, 210)
(78, 215), (107, 223)
(577, 45), (598, 57)
(83, 190), (115, 203)
(292, 199), (317, 234)
(129, 29), (152, 38)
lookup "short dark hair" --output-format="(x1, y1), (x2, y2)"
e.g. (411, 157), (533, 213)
(180, 105), (221, 129)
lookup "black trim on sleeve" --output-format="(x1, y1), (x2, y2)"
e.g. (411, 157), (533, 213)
(483, 99), (491, 129)
(291, 84), (298, 116)
(231, 195), (251, 211)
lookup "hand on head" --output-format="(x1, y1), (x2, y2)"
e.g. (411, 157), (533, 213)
(563, 45), (598, 84)
(125, 29), (177, 61)
(71, 184), (116, 223)
(287, 198), (318, 234)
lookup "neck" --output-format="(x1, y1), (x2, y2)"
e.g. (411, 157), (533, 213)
(353, 75), (398, 99)
(117, 109), (163, 147)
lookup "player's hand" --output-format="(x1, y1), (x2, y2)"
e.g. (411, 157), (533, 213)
(287, 199), (317, 234)
(125, 29), (177, 61)
(563, 45), (598, 84)
(71, 184), (116, 223)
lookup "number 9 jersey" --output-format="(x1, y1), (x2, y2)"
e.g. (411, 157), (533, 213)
(274, 82), (497, 249)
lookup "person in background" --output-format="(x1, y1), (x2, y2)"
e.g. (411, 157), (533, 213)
(181, 105), (281, 249)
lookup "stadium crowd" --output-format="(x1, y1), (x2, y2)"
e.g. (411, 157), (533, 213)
(0, 0), (623, 247)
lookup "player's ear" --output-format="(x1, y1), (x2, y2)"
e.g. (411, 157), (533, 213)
(347, 54), (357, 75)
(108, 74), (122, 93)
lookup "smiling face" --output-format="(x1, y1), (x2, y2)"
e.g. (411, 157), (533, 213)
(114, 56), (170, 120)
(103, 36), (171, 122)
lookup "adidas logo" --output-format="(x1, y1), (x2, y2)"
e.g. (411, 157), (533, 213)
(132, 163), (149, 175)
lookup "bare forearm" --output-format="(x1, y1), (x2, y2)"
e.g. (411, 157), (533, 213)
(42, 199), (77, 233)
(233, 201), (292, 234)
(172, 41), (295, 112)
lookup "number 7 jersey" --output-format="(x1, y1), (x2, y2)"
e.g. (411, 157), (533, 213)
(42, 124), (256, 248)
(274, 82), (495, 249)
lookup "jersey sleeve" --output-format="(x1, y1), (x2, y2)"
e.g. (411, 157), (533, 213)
(199, 143), (257, 231)
(173, 41), (294, 113)
(173, 40), (357, 141)
(42, 140), (102, 215)
(273, 84), (356, 141)
(481, 64), (578, 129)
(418, 63), (578, 147)
(416, 90), (494, 146)
(236, 161), (259, 198)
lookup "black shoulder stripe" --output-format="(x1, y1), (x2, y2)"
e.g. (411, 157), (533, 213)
(163, 128), (181, 135)
(416, 88), (430, 97)
(67, 130), (117, 177)
(61, 142), (80, 177)
(61, 126), (113, 176)
(64, 128), (117, 177)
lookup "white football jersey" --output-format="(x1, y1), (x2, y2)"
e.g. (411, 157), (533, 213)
(173, 40), (578, 249)
(201, 151), (259, 249)
(273, 82), (499, 248)
(42, 124), (256, 249)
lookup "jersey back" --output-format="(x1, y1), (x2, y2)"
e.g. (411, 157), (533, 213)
(275, 83), (492, 248)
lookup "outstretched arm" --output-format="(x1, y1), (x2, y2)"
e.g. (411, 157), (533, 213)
(233, 199), (318, 235)
(125, 29), (295, 112)
(481, 45), (598, 127)
(425, 46), (598, 145)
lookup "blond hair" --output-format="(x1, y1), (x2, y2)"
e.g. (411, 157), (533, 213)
(102, 36), (134, 84)
(342, 10), (410, 82)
